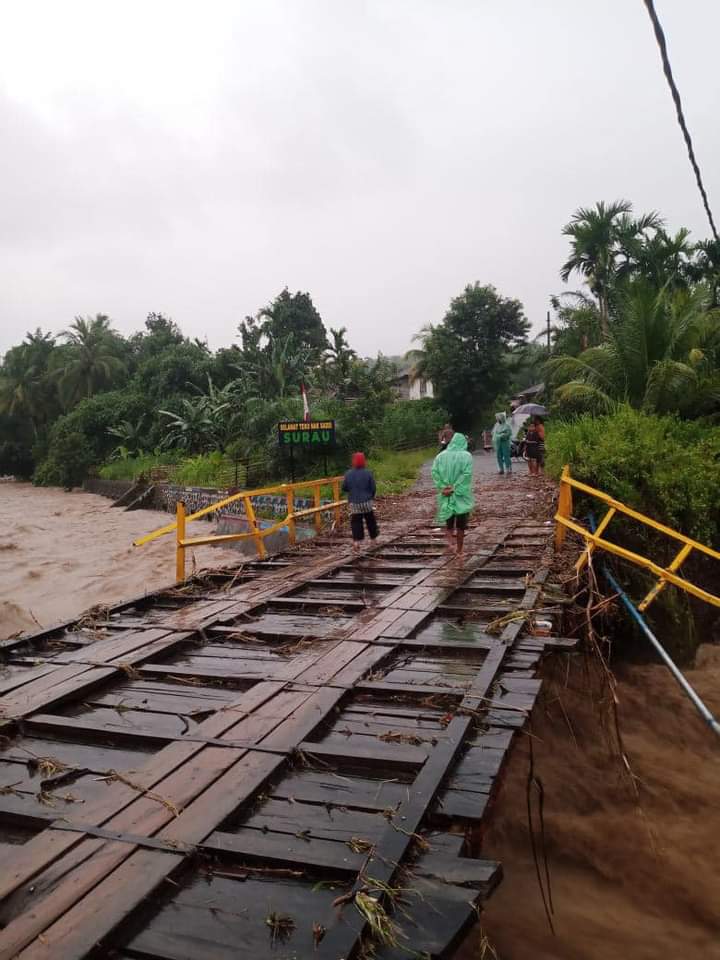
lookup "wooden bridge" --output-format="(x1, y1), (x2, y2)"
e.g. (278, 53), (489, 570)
(0, 500), (571, 958)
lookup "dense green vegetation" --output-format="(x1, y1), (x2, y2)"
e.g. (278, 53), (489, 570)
(3, 286), (509, 488)
(543, 201), (720, 661)
(547, 408), (720, 545)
(543, 200), (720, 527)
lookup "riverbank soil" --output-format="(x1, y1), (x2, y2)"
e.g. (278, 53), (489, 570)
(0, 483), (241, 636)
(463, 647), (720, 960)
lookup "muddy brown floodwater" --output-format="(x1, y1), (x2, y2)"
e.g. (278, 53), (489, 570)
(458, 648), (720, 960)
(0, 482), (241, 637)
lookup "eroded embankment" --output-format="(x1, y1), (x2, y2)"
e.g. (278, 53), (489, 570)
(459, 646), (720, 959)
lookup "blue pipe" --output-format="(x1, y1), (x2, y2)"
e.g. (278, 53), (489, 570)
(588, 514), (720, 740)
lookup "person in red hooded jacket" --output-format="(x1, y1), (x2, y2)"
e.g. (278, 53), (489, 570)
(342, 452), (379, 552)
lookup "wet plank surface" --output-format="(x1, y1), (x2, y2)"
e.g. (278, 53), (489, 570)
(0, 515), (567, 959)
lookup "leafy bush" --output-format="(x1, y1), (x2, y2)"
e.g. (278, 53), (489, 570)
(547, 406), (720, 545)
(98, 453), (174, 481)
(33, 428), (94, 488)
(375, 399), (447, 449)
(35, 390), (149, 485)
(0, 441), (35, 479)
(174, 452), (229, 486)
(547, 407), (720, 662)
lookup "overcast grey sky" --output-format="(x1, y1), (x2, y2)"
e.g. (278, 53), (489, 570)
(1, 1), (718, 357)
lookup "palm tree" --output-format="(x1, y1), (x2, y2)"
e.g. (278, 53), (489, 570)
(159, 398), (219, 452)
(561, 201), (663, 336)
(323, 327), (357, 381)
(404, 323), (434, 381)
(55, 315), (126, 406)
(546, 281), (720, 415)
(634, 228), (695, 290)
(688, 238), (720, 306)
(0, 329), (57, 435)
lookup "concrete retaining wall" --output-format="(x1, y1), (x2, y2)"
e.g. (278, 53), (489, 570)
(84, 478), (323, 522)
(84, 478), (135, 500)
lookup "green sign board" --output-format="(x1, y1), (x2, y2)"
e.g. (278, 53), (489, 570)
(278, 420), (336, 447)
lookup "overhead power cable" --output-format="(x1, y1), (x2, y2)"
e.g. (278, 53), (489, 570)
(642, 0), (719, 242)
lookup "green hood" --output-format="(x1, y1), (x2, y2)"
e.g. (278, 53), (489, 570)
(492, 412), (512, 445)
(431, 433), (474, 522)
(446, 432), (468, 452)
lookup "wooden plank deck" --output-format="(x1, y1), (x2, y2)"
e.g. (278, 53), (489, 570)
(0, 516), (570, 959)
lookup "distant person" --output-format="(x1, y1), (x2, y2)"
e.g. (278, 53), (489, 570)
(431, 433), (474, 558)
(492, 412), (512, 475)
(438, 423), (454, 451)
(525, 416), (545, 477)
(482, 429), (493, 453)
(342, 452), (379, 552)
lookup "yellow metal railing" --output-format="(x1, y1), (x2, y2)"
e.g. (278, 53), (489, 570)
(555, 465), (720, 611)
(134, 476), (346, 582)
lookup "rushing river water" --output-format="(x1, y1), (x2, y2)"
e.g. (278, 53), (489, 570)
(0, 482), (240, 637)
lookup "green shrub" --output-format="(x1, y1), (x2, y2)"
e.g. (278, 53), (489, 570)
(375, 399), (448, 450)
(35, 390), (148, 486)
(0, 441), (34, 479)
(546, 407), (720, 545)
(547, 407), (720, 662)
(98, 453), (173, 481)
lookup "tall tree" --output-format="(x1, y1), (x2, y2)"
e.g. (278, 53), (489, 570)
(234, 332), (312, 400)
(321, 327), (357, 386)
(561, 201), (663, 336)
(0, 329), (58, 435)
(54, 314), (126, 406)
(546, 280), (720, 416)
(254, 288), (328, 360)
(421, 284), (530, 430)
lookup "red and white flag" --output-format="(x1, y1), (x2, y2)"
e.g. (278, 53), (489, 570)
(300, 382), (311, 422)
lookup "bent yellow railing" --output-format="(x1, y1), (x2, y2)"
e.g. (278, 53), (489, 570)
(134, 476), (346, 582)
(555, 465), (720, 611)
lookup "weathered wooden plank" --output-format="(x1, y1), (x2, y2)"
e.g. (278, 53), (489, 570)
(297, 738), (427, 770)
(204, 827), (364, 872)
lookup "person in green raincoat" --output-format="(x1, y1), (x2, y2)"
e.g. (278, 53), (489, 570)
(431, 432), (474, 557)
(492, 412), (512, 475)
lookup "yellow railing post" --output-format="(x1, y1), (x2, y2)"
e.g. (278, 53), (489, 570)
(639, 542), (693, 612)
(576, 506), (616, 573)
(555, 465), (573, 550)
(332, 479), (341, 528)
(135, 474), (349, 578)
(313, 483), (322, 534)
(286, 488), (296, 547)
(244, 495), (267, 559)
(176, 500), (186, 582)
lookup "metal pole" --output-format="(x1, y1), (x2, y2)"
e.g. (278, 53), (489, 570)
(588, 515), (720, 739)
(547, 309), (551, 353)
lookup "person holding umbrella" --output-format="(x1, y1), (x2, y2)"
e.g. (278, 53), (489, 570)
(524, 415), (546, 477)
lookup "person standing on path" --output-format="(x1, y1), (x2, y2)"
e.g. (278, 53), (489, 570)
(492, 412), (513, 475)
(524, 415), (545, 477)
(342, 452), (379, 553)
(431, 433), (475, 558)
(438, 422), (454, 451)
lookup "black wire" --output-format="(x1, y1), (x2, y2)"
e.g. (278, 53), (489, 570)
(525, 722), (556, 935)
(642, 0), (719, 242)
